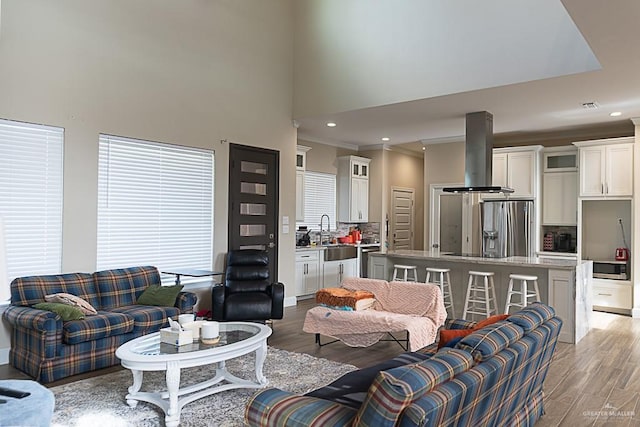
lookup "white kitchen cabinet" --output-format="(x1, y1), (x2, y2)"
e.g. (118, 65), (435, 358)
(486, 146), (542, 199)
(296, 171), (305, 221)
(547, 269), (574, 344)
(296, 146), (311, 222)
(574, 138), (633, 198)
(542, 172), (577, 225)
(323, 258), (357, 288)
(295, 250), (321, 296)
(338, 156), (371, 223)
(592, 278), (632, 314)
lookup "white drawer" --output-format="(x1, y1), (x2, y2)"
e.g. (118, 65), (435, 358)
(593, 283), (632, 310)
(296, 251), (319, 262)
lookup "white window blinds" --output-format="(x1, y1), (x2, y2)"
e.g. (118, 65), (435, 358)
(97, 135), (214, 280)
(300, 171), (336, 230)
(0, 119), (63, 281)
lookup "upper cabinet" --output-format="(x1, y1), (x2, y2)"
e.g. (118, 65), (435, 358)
(486, 146), (542, 199)
(573, 137), (634, 198)
(542, 147), (578, 226)
(338, 155), (370, 223)
(296, 146), (311, 221)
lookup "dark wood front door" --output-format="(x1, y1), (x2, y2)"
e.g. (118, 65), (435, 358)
(228, 144), (279, 280)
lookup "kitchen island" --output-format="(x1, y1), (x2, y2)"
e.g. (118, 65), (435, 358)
(369, 250), (592, 344)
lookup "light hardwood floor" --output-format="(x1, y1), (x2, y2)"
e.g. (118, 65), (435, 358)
(2, 300), (640, 426)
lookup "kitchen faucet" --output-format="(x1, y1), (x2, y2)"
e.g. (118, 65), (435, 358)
(320, 214), (330, 245)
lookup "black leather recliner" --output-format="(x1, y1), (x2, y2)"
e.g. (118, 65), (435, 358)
(211, 249), (284, 322)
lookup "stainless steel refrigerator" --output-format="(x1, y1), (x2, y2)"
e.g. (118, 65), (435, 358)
(481, 200), (534, 258)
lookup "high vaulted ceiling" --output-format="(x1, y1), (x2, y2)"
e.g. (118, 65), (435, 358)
(293, 0), (639, 150)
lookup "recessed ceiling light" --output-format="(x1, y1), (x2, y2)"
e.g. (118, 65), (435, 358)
(422, 146), (426, 151)
(610, 111), (622, 117)
(326, 122), (337, 127)
(381, 137), (390, 141)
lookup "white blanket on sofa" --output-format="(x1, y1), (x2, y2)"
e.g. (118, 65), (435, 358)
(303, 278), (447, 350)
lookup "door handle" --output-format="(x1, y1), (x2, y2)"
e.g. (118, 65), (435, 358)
(432, 243), (440, 248)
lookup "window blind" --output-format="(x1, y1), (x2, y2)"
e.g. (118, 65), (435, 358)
(300, 171), (336, 231)
(0, 118), (63, 281)
(97, 135), (214, 283)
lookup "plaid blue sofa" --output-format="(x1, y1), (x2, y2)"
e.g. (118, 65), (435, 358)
(2, 266), (197, 383)
(245, 302), (562, 427)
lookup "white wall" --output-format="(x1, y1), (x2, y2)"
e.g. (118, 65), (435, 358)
(0, 0), (295, 360)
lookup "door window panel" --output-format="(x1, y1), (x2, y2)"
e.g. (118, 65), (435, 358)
(241, 182), (267, 195)
(240, 203), (267, 216)
(241, 161), (268, 175)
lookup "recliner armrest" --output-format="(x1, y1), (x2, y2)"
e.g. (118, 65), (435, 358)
(211, 283), (226, 320)
(269, 282), (285, 319)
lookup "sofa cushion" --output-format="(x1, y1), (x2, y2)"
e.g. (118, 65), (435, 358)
(136, 284), (183, 307)
(455, 321), (524, 362)
(353, 348), (473, 427)
(109, 304), (180, 333)
(62, 311), (134, 344)
(306, 351), (433, 409)
(10, 273), (99, 308)
(507, 302), (556, 332)
(94, 266), (161, 310)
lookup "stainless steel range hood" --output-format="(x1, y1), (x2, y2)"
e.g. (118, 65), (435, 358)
(443, 111), (513, 194)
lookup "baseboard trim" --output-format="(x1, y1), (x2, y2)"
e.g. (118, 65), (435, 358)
(284, 296), (297, 307)
(0, 347), (9, 365)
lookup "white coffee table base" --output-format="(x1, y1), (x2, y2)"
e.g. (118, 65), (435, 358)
(116, 324), (271, 427)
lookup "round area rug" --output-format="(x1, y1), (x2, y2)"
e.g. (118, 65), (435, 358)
(50, 346), (356, 427)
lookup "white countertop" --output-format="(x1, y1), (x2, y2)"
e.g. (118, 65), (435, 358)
(296, 243), (381, 252)
(372, 249), (588, 270)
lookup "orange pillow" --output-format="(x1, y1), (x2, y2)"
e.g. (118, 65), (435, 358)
(438, 328), (475, 349)
(475, 314), (510, 330)
(437, 314), (510, 349)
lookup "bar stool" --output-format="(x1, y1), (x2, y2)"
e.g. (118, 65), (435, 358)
(392, 264), (418, 282)
(426, 267), (455, 318)
(462, 271), (498, 321)
(504, 274), (540, 314)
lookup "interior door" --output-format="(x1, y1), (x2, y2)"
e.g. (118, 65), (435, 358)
(228, 144), (279, 280)
(391, 188), (414, 250)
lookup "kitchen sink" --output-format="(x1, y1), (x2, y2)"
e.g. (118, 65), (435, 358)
(323, 244), (357, 261)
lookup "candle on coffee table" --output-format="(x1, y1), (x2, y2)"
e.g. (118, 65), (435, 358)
(201, 321), (220, 344)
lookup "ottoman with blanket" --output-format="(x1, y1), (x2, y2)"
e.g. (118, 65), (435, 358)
(246, 302), (563, 426)
(303, 277), (446, 350)
(2, 266), (197, 383)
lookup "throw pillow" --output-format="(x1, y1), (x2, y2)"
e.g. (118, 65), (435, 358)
(137, 284), (184, 307)
(437, 314), (510, 349)
(45, 292), (98, 315)
(475, 314), (510, 329)
(438, 328), (475, 349)
(34, 302), (85, 321)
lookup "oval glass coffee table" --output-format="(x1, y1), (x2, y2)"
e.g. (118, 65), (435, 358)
(115, 322), (272, 427)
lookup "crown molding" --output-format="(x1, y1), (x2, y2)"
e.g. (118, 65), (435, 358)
(420, 135), (465, 145)
(631, 117), (640, 126)
(296, 133), (359, 151)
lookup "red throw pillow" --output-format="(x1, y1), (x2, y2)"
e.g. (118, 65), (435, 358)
(437, 314), (510, 349)
(475, 314), (510, 330)
(438, 328), (475, 349)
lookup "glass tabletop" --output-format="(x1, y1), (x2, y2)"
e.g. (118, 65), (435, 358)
(130, 323), (263, 356)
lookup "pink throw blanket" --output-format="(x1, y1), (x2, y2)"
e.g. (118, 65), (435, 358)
(303, 278), (447, 350)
